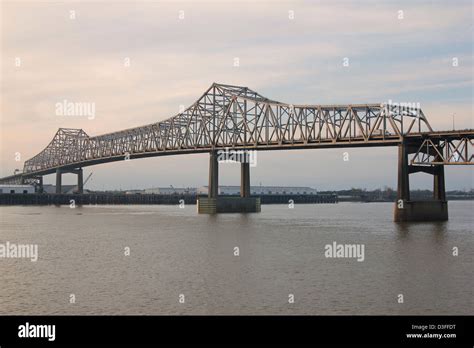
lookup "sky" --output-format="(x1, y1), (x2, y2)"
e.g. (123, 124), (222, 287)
(0, 0), (473, 191)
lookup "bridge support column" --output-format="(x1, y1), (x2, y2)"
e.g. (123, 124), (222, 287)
(394, 143), (448, 222)
(208, 150), (219, 198)
(433, 165), (446, 201)
(55, 169), (62, 194)
(37, 176), (43, 193)
(396, 143), (410, 202)
(240, 161), (250, 198)
(77, 168), (84, 194)
(198, 149), (260, 214)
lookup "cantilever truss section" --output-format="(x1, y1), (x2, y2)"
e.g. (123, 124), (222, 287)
(24, 128), (90, 173)
(20, 83), (433, 175)
(411, 137), (474, 165)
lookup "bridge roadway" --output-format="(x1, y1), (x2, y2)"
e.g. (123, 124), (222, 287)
(0, 83), (472, 220)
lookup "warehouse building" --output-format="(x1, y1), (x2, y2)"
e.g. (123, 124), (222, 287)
(197, 186), (318, 196)
(0, 185), (35, 194)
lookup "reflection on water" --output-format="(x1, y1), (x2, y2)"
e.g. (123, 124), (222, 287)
(0, 201), (472, 315)
(395, 221), (448, 240)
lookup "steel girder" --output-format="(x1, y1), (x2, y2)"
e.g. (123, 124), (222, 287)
(411, 137), (474, 165)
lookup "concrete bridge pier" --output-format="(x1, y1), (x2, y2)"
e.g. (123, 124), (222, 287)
(55, 169), (62, 194)
(76, 168), (83, 194)
(240, 161), (250, 198)
(36, 176), (43, 193)
(198, 150), (260, 213)
(394, 143), (448, 222)
(68, 168), (84, 194)
(433, 165), (446, 201)
(55, 168), (83, 194)
(208, 150), (219, 198)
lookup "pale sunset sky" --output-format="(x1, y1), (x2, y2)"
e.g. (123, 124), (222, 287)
(1, 0), (472, 190)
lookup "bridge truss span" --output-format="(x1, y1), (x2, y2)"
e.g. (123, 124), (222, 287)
(411, 136), (473, 165)
(16, 83), (436, 179)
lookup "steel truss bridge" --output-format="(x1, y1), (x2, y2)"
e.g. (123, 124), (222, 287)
(0, 83), (472, 220)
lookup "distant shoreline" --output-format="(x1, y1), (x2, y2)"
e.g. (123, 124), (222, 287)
(0, 192), (472, 206)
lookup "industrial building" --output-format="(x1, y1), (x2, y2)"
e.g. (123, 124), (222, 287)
(197, 186), (318, 196)
(42, 184), (78, 194)
(0, 185), (35, 194)
(144, 187), (197, 195)
(123, 186), (318, 196)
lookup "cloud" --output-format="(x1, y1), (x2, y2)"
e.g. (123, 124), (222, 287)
(1, 0), (472, 189)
